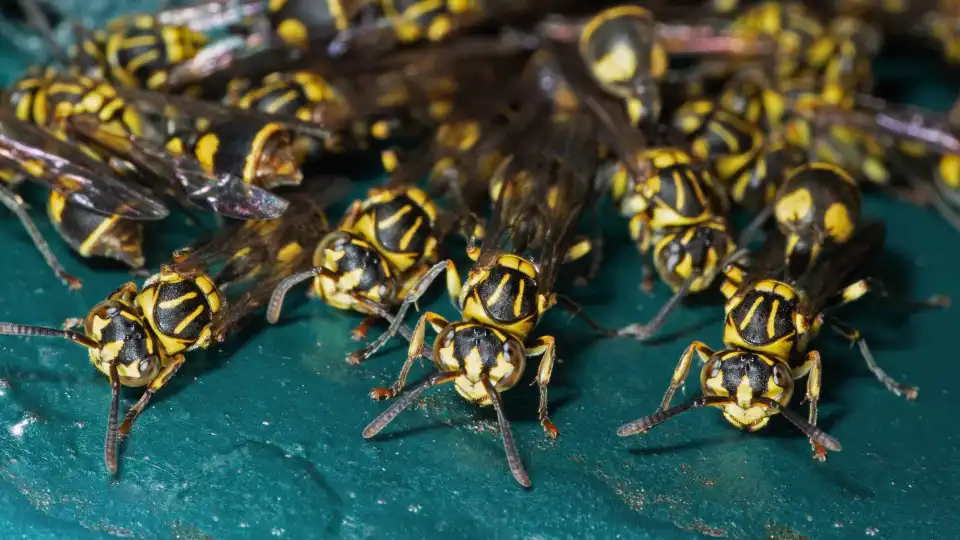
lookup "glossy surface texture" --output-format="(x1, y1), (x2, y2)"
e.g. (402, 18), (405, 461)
(0, 17), (958, 540)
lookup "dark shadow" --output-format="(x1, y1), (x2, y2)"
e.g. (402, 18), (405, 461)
(625, 435), (739, 456)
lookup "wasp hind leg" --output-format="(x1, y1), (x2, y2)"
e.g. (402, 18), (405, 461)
(830, 319), (917, 400)
(0, 184), (81, 290)
(526, 335), (559, 438)
(800, 350), (826, 461)
(117, 354), (186, 438)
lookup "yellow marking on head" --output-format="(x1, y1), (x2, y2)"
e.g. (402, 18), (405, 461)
(736, 377), (754, 408)
(173, 305), (205, 335)
(513, 278), (526, 319)
(158, 291), (198, 309)
(739, 296), (764, 331)
(99, 340), (124, 363)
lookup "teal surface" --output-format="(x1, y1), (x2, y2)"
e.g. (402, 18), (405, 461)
(0, 22), (959, 540)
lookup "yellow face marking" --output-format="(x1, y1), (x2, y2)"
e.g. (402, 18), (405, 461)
(513, 278), (526, 319)
(735, 377), (754, 408)
(767, 299), (780, 339)
(173, 305), (205, 335)
(159, 291), (198, 309)
(824, 202), (855, 243)
(99, 340), (124, 363)
(377, 204), (413, 229)
(739, 296), (764, 332)
(398, 216), (423, 252)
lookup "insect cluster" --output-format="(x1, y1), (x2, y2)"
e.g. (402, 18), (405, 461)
(0, 0), (955, 487)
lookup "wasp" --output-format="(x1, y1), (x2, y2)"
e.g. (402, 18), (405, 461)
(618, 222), (902, 460)
(0, 188), (337, 474)
(67, 14), (209, 92)
(0, 79), (169, 287)
(355, 110), (610, 486)
(603, 146), (738, 341)
(265, 182), (450, 354)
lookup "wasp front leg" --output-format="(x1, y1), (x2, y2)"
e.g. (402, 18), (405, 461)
(371, 312), (449, 400)
(526, 335), (559, 439)
(658, 341), (714, 412)
(118, 354), (185, 438)
(628, 214), (655, 293)
(801, 350), (827, 461)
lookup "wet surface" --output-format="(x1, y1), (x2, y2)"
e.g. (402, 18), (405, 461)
(0, 9), (958, 540)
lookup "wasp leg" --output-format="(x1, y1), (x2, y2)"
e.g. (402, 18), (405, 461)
(338, 199), (365, 231)
(628, 214), (656, 293)
(348, 260), (459, 364)
(525, 335), (559, 439)
(801, 350), (826, 461)
(833, 277), (949, 310)
(738, 202), (773, 249)
(363, 370), (459, 438)
(554, 295), (617, 336)
(266, 266), (338, 323)
(658, 341), (715, 412)
(0, 184), (81, 290)
(118, 354), (186, 438)
(830, 320), (917, 400)
(370, 312), (448, 400)
(618, 274), (696, 341)
(105, 361), (121, 474)
(350, 315), (378, 342)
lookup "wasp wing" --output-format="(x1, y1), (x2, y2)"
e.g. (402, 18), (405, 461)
(68, 114), (289, 220)
(0, 110), (168, 220)
(795, 220), (887, 316)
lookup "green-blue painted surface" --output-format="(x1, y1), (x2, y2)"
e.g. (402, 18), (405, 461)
(0, 11), (958, 540)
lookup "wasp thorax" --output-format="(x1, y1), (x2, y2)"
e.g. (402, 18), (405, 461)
(135, 267), (221, 356)
(434, 323), (526, 405)
(580, 6), (665, 103)
(85, 299), (160, 387)
(652, 220), (735, 293)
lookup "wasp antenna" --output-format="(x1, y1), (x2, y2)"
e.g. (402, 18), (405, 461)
(0, 323), (99, 349)
(266, 268), (328, 324)
(617, 396), (730, 436)
(352, 260), (450, 362)
(754, 397), (841, 452)
(482, 377), (531, 488)
(105, 362), (121, 474)
(363, 371), (457, 439)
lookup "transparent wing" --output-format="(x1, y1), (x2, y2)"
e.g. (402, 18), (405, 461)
(0, 110), (168, 220)
(68, 114), (289, 220)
